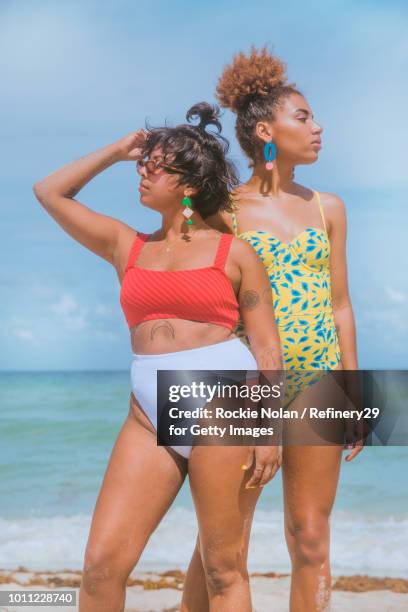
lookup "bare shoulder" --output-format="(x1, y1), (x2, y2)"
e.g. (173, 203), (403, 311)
(229, 235), (260, 266)
(319, 191), (346, 215)
(318, 191), (347, 232)
(112, 222), (142, 270)
(117, 221), (141, 245)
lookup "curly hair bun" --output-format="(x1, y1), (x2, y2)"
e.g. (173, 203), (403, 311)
(216, 45), (289, 113)
(186, 102), (222, 133)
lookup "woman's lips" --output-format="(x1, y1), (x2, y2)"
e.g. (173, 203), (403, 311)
(311, 141), (322, 150)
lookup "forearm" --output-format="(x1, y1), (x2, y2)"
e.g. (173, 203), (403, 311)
(250, 338), (284, 373)
(251, 342), (284, 442)
(34, 142), (121, 201)
(333, 302), (358, 369)
(248, 325), (284, 389)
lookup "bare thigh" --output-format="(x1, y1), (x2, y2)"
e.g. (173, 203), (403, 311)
(282, 367), (345, 527)
(282, 445), (342, 531)
(188, 446), (262, 573)
(83, 396), (187, 577)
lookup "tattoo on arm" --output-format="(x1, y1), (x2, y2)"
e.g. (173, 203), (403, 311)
(257, 345), (284, 371)
(241, 290), (260, 310)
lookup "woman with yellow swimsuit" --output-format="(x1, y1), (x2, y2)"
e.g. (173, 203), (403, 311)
(230, 189), (340, 404)
(181, 47), (362, 612)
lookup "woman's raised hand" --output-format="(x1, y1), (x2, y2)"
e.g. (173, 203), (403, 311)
(115, 129), (148, 162)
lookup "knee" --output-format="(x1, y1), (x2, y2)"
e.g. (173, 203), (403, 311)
(203, 555), (248, 594)
(288, 521), (330, 567)
(81, 549), (127, 596)
(205, 564), (247, 594)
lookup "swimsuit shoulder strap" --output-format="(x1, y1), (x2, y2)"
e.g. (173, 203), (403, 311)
(231, 211), (238, 237)
(125, 232), (149, 272)
(230, 197), (239, 237)
(214, 233), (234, 270)
(314, 190), (327, 234)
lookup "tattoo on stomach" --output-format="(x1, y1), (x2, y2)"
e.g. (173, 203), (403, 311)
(150, 320), (176, 341)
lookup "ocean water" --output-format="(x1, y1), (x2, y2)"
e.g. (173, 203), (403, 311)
(1, 371), (407, 577)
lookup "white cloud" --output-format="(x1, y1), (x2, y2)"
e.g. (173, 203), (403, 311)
(385, 287), (407, 304)
(9, 317), (39, 345)
(95, 304), (113, 316)
(49, 293), (88, 331)
(94, 330), (120, 343)
(360, 306), (408, 338)
(49, 294), (79, 316)
(63, 315), (88, 332)
(12, 328), (36, 343)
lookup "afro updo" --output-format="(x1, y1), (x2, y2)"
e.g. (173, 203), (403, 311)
(216, 46), (301, 162)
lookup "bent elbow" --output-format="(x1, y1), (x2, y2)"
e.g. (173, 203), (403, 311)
(32, 181), (52, 206)
(332, 298), (353, 314)
(32, 180), (44, 199)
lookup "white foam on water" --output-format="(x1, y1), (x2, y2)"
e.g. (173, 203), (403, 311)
(330, 511), (408, 577)
(0, 508), (407, 577)
(0, 514), (90, 571)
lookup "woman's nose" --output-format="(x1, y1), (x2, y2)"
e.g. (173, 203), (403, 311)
(136, 163), (147, 177)
(313, 122), (323, 135)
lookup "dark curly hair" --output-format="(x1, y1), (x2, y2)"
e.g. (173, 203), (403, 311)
(216, 46), (302, 163)
(141, 102), (238, 218)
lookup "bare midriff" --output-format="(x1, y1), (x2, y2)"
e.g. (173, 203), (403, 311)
(130, 318), (237, 355)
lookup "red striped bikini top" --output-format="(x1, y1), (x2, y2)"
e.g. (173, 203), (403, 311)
(120, 232), (239, 331)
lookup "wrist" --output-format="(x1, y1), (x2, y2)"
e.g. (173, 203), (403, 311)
(104, 141), (124, 164)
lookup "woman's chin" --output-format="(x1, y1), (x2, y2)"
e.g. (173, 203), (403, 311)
(298, 152), (319, 166)
(139, 193), (150, 204)
(138, 196), (160, 212)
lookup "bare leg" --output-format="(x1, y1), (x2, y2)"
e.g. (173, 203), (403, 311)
(184, 446), (262, 612)
(283, 372), (344, 612)
(181, 535), (209, 611)
(79, 398), (187, 612)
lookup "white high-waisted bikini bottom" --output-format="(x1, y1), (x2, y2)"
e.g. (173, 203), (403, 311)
(130, 336), (258, 458)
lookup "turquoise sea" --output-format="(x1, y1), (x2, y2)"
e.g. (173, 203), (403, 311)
(1, 371), (407, 577)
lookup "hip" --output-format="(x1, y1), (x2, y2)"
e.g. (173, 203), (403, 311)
(131, 336), (258, 371)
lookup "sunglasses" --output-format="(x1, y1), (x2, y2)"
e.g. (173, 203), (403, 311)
(136, 156), (187, 175)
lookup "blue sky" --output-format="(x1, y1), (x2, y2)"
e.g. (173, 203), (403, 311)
(1, 0), (407, 370)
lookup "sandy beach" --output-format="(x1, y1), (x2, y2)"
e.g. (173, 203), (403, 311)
(1, 567), (408, 611)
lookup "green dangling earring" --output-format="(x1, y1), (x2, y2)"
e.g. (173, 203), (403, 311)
(182, 195), (194, 225)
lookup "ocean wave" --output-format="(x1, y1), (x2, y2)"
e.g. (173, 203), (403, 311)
(0, 508), (407, 577)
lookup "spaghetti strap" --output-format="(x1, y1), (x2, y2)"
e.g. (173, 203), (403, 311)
(125, 232), (149, 272)
(214, 234), (233, 270)
(229, 197), (239, 237)
(314, 191), (327, 234)
(231, 211), (238, 237)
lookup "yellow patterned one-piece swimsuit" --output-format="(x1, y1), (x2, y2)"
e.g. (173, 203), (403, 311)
(231, 190), (341, 403)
